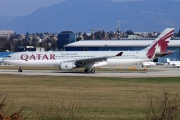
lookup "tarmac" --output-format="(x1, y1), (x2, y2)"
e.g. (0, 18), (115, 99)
(0, 65), (179, 78)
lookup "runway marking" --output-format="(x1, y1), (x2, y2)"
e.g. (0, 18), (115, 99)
(0, 67), (180, 78)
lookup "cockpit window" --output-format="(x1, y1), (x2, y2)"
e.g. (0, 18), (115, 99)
(6, 56), (11, 58)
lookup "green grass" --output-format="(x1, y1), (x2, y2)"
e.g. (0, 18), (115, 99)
(109, 77), (180, 83)
(0, 74), (180, 120)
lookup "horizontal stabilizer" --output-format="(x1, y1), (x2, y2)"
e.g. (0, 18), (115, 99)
(116, 52), (123, 56)
(155, 51), (175, 57)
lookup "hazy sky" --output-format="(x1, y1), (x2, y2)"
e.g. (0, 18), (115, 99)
(0, 0), (179, 16)
(0, 0), (65, 16)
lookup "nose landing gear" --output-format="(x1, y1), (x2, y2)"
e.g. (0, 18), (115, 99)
(18, 67), (22, 72)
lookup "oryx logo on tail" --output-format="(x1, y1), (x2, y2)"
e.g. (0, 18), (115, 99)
(145, 28), (174, 59)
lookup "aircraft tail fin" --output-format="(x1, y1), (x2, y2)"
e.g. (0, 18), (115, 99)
(142, 28), (174, 59)
(167, 58), (171, 63)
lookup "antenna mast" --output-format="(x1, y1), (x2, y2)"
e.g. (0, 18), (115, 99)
(117, 19), (121, 39)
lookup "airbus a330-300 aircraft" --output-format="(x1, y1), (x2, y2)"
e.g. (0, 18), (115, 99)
(167, 58), (180, 68)
(3, 28), (174, 73)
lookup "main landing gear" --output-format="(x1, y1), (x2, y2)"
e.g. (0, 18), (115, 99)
(18, 67), (22, 72)
(84, 68), (95, 73)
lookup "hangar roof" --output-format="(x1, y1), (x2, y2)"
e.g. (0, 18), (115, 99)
(65, 40), (180, 47)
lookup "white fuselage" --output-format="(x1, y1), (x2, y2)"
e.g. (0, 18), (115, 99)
(168, 61), (180, 67)
(0, 58), (3, 64)
(3, 51), (151, 68)
(169, 61), (180, 65)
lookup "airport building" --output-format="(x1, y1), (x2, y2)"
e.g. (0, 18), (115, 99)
(64, 38), (180, 62)
(57, 31), (76, 50)
(0, 30), (14, 38)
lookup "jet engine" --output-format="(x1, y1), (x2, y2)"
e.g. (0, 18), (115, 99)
(59, 62), (77, 70)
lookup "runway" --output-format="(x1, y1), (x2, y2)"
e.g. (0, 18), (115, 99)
(0, 65), (179, 78)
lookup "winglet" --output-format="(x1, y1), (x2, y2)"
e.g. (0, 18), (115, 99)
(116, 52), (123, 56)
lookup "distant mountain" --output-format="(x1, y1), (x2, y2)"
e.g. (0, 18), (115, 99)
(0, 16), (16, 26)
(1, 0), (180, 33)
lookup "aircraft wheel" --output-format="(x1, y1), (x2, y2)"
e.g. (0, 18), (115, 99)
(84, 69), (90, 73)
(18, 67), (22, 72)
(90, 69), (95, 73)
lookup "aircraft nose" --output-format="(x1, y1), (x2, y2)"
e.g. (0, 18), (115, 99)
(2, 58), (5, 63)
(2, 58), (7, 63)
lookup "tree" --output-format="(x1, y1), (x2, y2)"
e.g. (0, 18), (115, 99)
(126, 29), (134, 35)
(108, 31), (115, 40)
(22, 40), (30, 46)
(94, 31), (106, 40)
(25, 31), (29, 40)
(31, 38), (39, 47)
(4, 43), (11, 51)
(76, 37), (82, 41)
(51, 40), (57, 51)
(145, 91), (180, 120)
(102, 30), (106, 39)
(38, 42), (42, 47)
(94, 31), (102, 40)
(41, 40), (48, 51)
(76, 32), (82, 41)
(148, 33), (153, 38)
(82, 33), (91, 40)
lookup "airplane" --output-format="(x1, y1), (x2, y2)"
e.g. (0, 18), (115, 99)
(167, 58), (180, 68)
(141, 61), (156, 67)
(3, 28), (174, 73)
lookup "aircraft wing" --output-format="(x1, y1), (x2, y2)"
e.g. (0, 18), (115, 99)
(66, 52), (123, 66)
(76, 56), (112, 63)
(155, 51), (175, 57)
(76, 52), (123, 62)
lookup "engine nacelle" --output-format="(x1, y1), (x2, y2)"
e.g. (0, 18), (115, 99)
(59, 62), (76, 70)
